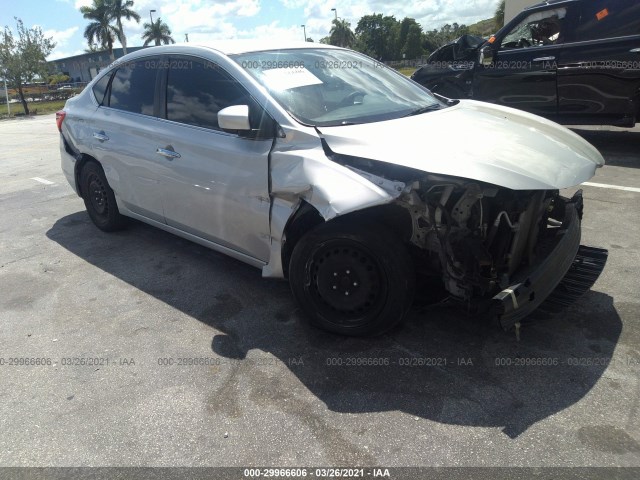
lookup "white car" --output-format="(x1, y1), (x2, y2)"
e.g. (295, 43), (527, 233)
(57, 41), (607, 336)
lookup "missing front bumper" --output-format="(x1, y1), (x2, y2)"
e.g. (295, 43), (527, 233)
(491, 195), (607, 330)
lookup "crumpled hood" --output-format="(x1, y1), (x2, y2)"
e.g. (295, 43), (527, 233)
(317, 100), (605, 190)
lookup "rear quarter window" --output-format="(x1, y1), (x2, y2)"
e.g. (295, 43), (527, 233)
(573, 0), (640, 41)
(92, 72), (112, 105)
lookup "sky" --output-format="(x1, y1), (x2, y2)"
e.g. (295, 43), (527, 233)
(2, 0), (499, 60)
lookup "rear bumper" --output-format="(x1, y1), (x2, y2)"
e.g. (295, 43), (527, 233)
(492, 192), (606, 330)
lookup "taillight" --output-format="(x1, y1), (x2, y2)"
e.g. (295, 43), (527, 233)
(56, 110), (66, 132)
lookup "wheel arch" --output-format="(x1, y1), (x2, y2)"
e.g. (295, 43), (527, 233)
(74, 153), (100, 197)
(277, 200), (414, 279)
(287, 211), (416, 336)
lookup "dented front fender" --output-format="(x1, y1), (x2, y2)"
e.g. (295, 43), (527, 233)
(262, 126), (399, 278)
(270, 127), (395, 220)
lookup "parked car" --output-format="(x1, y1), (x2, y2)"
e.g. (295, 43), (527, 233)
(411, 0), (640, 127)
(57, 41), (607, 336)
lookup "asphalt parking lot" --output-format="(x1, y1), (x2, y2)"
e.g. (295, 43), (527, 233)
(1, 114), (639, 473)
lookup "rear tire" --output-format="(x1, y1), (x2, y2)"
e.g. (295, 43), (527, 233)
(80, 161), (127, 232)
(289, 220), (415, 336)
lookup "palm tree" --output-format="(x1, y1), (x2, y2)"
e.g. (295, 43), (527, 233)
(329, 19), (356, 48)
(84, 43), (104, 53)
(81, 0), (118, 60)
(110, 0), (140, 55)
(141, 18), (175, 46)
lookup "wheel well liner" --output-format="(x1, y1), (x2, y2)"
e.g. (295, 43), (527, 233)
(281, 201), (413, 276)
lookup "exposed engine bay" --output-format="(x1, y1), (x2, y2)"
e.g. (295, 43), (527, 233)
(396, 177), (567, 299)
(334, 149), (592, 329)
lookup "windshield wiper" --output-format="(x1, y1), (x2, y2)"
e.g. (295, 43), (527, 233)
(402, 105), (443, 117)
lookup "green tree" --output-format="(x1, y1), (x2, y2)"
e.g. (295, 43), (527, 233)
(495, 0), (505, 30)
(423, 22), (469, 52)
(467, 18), (497, 37)
(81, 0), (118, 60)
(398, 17), (419, 53)
(111, 0), (140, 55)
(0, 18), (55, 115)
(329, 18), (356, 48)
(48, 73), (70, 85)
(83, 43), (105, 53)
(141, 18), (175, 46)
(403, 24), (424, 59)
(355, 14), (400, 60)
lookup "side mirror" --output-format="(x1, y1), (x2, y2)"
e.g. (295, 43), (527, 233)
(218, 105), (251, 131)
(479, 45), (494, 66)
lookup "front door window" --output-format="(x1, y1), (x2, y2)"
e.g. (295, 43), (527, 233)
(501, 8), (567, 49)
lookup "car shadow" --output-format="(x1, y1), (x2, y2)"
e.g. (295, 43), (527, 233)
(47, 212), (621, 438)
(572, 129), (640, 168)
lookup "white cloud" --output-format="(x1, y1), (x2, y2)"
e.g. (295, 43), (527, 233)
(43, 26), (80, 48)
(50, 0), (499, 60)
(280, 0), (308, 8)
(288, 0), (497, 40)
(160, 0), (261, 32)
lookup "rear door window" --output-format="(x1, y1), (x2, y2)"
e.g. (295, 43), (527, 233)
(108, 58), (159, 115)
(573, 0), (640, 41)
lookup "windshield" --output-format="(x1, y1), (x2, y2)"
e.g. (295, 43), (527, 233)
(233, 48), (442, 127)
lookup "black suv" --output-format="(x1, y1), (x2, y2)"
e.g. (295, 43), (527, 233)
(411, 0), (640, 126)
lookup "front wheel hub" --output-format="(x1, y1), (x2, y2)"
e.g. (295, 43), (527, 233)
(311, 245), (383, 317)
(88, 175), (108, 215)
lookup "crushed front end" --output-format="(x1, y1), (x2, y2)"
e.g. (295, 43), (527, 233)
(388, 174), (607, 329)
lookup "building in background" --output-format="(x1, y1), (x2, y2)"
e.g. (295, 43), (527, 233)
(48, 47), (147, 83)
(505, 0), (541, 23)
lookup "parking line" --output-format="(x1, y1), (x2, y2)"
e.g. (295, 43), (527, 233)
(31, 177), (54, 185)
(582, 181), (640, 193)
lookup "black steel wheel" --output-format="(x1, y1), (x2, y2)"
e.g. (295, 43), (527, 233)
(289, 220), (415, 336)
(80, 161), (127, 232)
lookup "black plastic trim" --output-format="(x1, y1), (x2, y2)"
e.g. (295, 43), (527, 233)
(492, 200), (582, 330)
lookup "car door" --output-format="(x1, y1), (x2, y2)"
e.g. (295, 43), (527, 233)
(154, 56), (273, 262)
(556, 0), (640, 124)
(89, 57), (166, 222)
(473, 6), (572, 116)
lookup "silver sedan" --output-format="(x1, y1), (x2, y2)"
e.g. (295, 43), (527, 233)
(58, 41), (606, 336)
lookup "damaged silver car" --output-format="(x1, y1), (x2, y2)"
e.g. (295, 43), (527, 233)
(58, 41), (607, 336)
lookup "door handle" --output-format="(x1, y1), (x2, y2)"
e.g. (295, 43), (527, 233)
(156, 147), (181, 160)
(532, 56), (556, 62)
(630, 48), (640, 53)
(92, 132), (109, 142)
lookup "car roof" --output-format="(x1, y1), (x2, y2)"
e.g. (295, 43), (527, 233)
(142, 40), (341, 56)
(526, 0), (579, 11)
